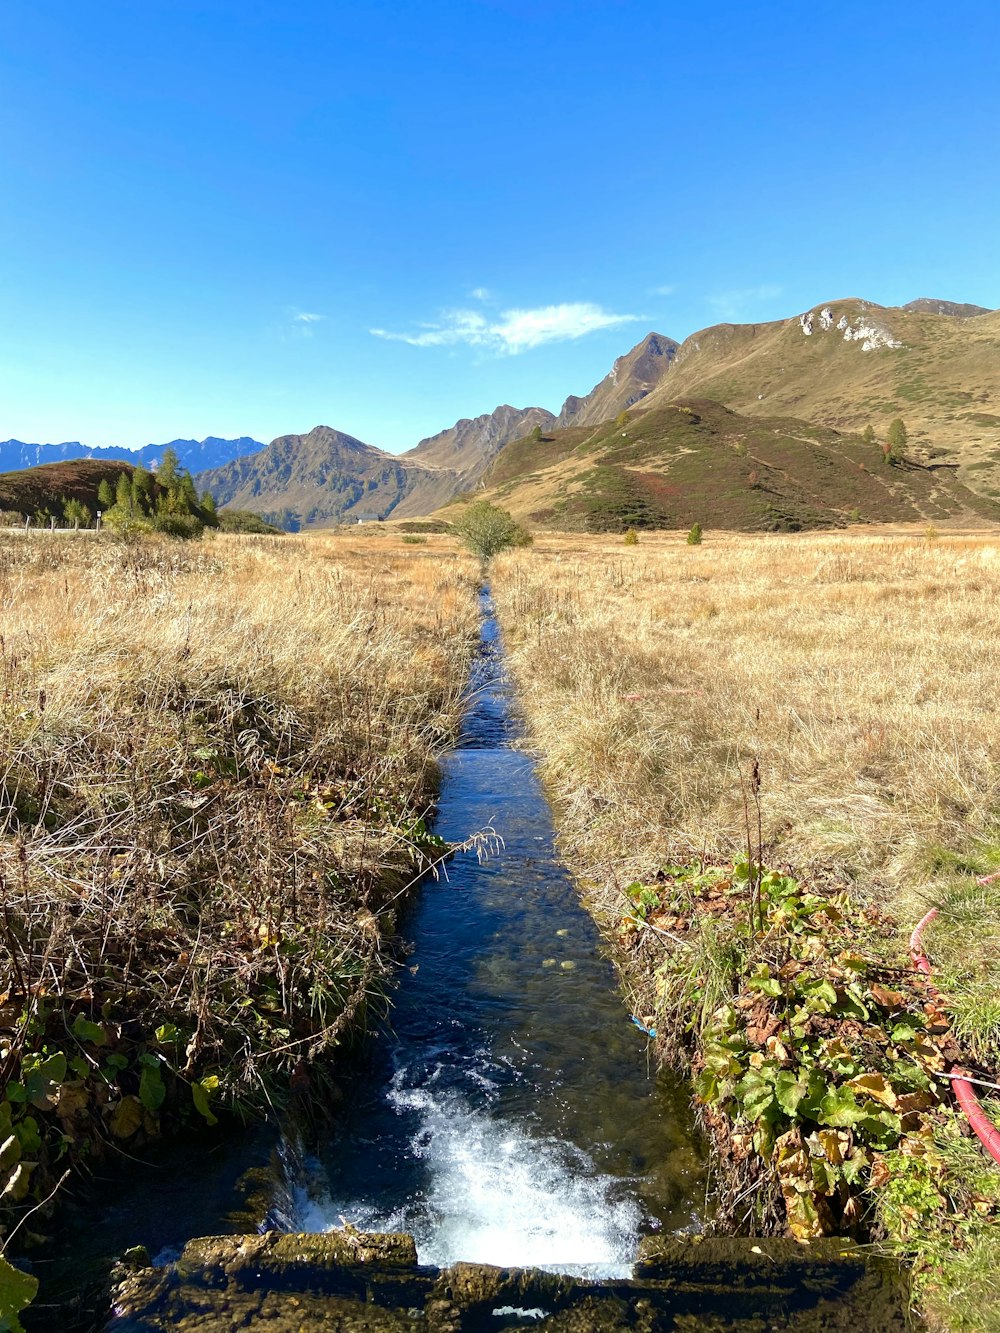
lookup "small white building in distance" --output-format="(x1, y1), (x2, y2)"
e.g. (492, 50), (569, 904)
(354, 512), (382, 524)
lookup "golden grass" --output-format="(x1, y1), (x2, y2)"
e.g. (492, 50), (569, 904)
(492, 525), (1000, 1332)
(0, 529), (478, 1215)
(492, 527), (1000, 924)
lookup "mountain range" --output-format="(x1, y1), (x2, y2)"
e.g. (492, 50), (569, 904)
(5, 295), (999, 532)
(0, 435), (264, 477)
(194, 332), (683, 527)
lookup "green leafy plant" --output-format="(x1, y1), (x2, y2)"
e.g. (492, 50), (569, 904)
(627, 861), (945, 1237)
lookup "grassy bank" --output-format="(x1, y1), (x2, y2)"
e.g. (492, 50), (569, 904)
(0, 529), (478, 1305)
(490, 527), (1000, 1331)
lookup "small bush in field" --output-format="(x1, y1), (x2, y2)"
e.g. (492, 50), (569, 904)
(455, 500), (532, 560)
(687, 523), (703, 545)
(623, 528), (639, 545)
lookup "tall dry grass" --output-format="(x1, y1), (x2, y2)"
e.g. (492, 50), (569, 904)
(492, 527), (1000, 1326)
(0, 529), (478, 1213)
(492, 529), (1000, 920)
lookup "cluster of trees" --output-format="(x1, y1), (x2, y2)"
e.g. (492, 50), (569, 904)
(862, 418), (908, 465)
(56, 450), (218, 537)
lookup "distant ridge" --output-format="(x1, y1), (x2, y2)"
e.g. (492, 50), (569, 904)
(195, 425), (459, 529)
(902, 298), (991, 318)
(14, 293), (998, 531)
(0, 435), (264, 476)
(403, 404), (556, 478)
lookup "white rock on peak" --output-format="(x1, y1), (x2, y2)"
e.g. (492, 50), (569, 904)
(799, 307), (903, 351)
(843, 321), (902, 351)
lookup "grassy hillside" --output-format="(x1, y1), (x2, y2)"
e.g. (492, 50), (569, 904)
(639, 299), (1000, 498)
(0, 458), (138, 518)
(454, 398), (1000, 533)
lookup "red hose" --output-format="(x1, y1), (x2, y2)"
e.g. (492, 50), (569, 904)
(909, 906), (938, 975)
(910, 905), (1000, 1166)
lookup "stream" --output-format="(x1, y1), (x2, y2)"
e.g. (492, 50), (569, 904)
(37, 589), (704, 1328)
(272, 589), (705, 1275)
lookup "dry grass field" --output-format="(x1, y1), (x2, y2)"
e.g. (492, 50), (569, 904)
(0, 529), (478, 1264)
(491, 525), (1000, 1330)
(492, 527), (1000, 924)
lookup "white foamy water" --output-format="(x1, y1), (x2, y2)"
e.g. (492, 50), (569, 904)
(289, 1074), (642, 1278)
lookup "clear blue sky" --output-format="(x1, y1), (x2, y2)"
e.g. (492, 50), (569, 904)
(2, 0), (999, 453)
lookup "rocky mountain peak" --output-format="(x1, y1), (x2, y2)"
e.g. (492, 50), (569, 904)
(555, 331), (679, 428)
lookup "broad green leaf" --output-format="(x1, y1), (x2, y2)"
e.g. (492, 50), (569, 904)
(805, 980), (838, 1010)
(191, 1079), (218, 1126)
(0, 1254), (39, 1333)
(155, 1023), (180, 1045)
(139, 1063), (166, 1113)
(747, 967), (782, 998)
(890, 1021), (920, 1043)
(694, 1070), (720, 1105)
(856, 1111), (903, 1150)
(817, 1086), (867, 1128)
(25, 1053), (67, 1111)
(737, 1074), (776, 1122)
(774, 1072), (808, 1118)
(13, 1117), (41, 1156)
(71, 1015), (106, 1046)
(842, 984), (870, 1020)
(810, 1156), (840, 1196)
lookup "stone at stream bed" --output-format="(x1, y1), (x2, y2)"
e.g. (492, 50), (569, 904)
(109, 1227), (910, 1332)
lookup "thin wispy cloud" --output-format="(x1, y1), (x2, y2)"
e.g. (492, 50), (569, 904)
(280, 309), (326, 341)
(468, 286), (492, 301)
(651, 284), (676, 297)
(371, 301), (641, 355)
(707, 285), (783, 321)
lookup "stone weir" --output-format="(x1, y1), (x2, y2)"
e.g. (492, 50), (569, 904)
(110, 1228), (908, 1332)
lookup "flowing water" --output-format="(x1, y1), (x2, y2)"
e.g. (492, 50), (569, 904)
(40, 590), (704, 1329)
(274, 590), (705, 1275)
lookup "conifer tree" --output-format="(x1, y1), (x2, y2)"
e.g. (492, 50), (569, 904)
(156, 448), (179, 488)
(886, 418), (908, 461)
(115, 472), (133, 513)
